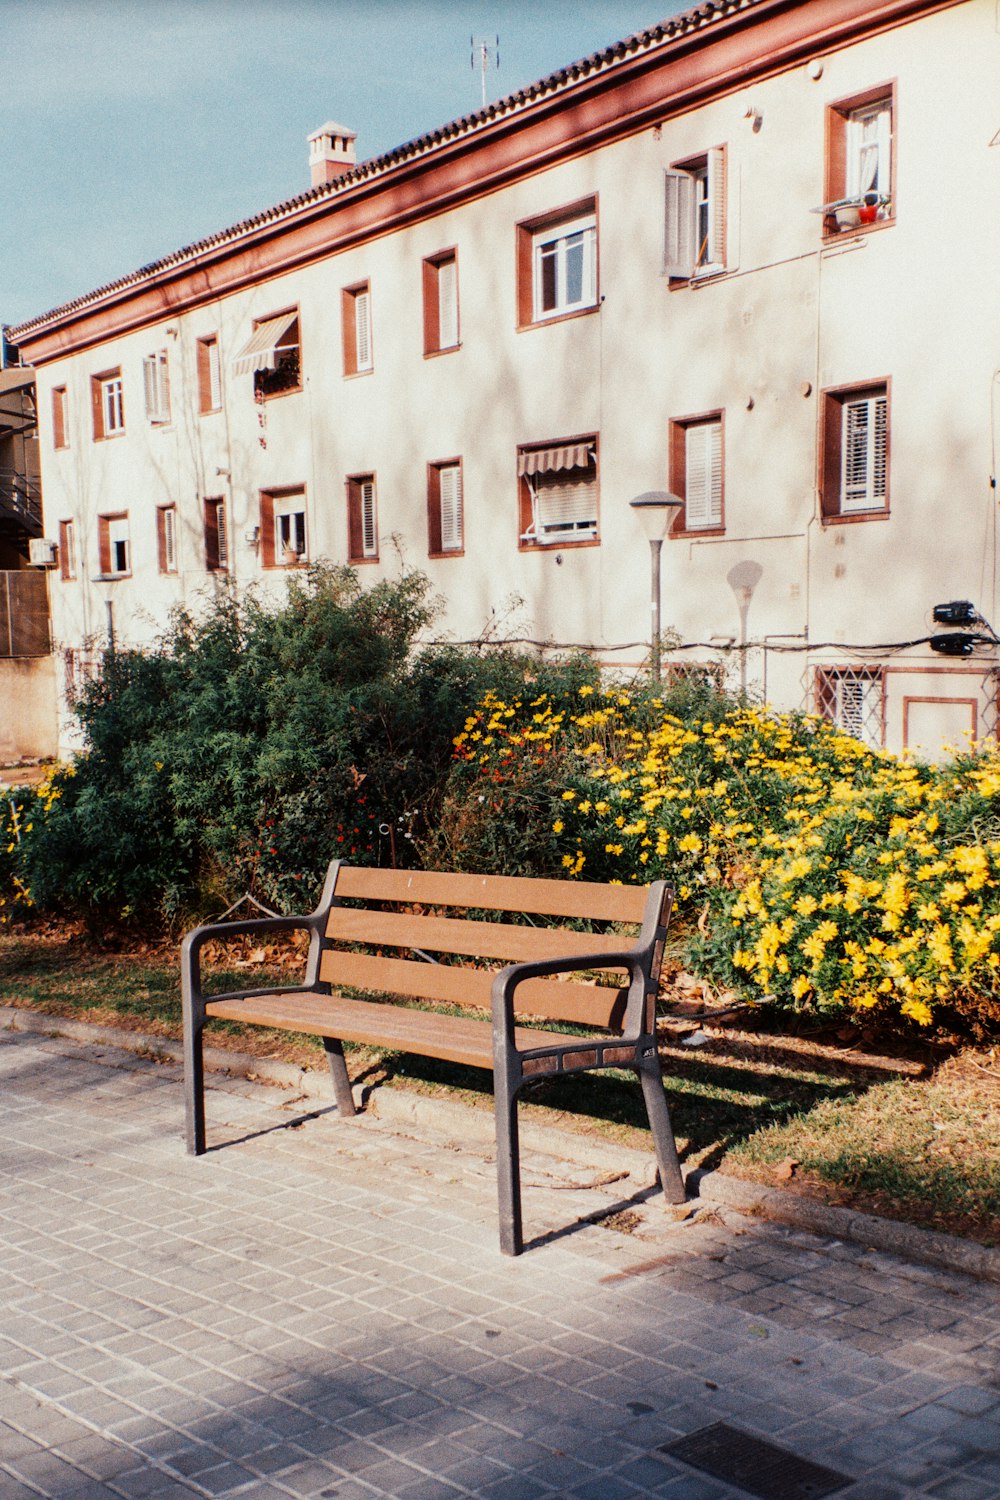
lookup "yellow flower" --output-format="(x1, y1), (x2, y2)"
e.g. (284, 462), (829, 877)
(677, 833), (703, 854)
(552, 820), (564, 834)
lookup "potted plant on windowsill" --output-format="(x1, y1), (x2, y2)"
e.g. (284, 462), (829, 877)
(813, 192), (891, 232)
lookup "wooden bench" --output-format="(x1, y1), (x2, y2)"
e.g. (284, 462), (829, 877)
(181, 861), (686, 1255)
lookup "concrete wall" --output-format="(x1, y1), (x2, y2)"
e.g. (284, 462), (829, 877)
(0, 655), (58, 761)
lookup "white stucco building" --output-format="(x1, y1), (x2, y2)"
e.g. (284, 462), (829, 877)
(10, 0), (1000, 758)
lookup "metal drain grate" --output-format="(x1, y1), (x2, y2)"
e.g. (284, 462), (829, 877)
(659, 1422), (852, 1499)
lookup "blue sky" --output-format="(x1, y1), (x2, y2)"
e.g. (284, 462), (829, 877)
(2, 0), (685, 330)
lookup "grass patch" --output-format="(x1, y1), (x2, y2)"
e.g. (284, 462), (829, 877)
(2, 926), (997, 1245)
(726, 1054), (1000, 1246)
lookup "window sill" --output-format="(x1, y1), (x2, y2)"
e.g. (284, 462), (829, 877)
(667, 267), (728, 291)
(95, 573), (131, 582)
(347, 555), (380, 566)
(821, 216), (893, 244)
(198, 406), (222, 418)
(519, 536), (599, 553)
(254, 384), (302, 402)
(671, 525), (725, 538)
(428, 548), (465, 560)
(518, 303), (599, 332)
(820, 507), (890, 526)
(343, 368), (374, 380)
(423, 344), (462, 360)
(93, 431), (126, 442)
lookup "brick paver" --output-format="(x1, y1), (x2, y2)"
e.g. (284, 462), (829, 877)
(2, 1028), (999, 1499)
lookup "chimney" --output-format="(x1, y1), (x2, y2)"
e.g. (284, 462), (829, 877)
(308, 122), (357, 187)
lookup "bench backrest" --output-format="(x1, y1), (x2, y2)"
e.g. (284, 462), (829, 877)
(316, 865), (672, 1031)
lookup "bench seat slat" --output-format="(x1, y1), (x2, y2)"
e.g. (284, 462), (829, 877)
(325, 908), (629, 961)
(334, 866), (647, 922)
(318, 951), (627, 1029)
(205, 992), (578, 1071)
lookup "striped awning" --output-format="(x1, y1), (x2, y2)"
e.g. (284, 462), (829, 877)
(518, 443), (594, 478)
(233, 312), (298, 375)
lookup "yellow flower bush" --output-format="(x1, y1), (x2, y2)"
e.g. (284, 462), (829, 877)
(449, 686), (1000, 1032)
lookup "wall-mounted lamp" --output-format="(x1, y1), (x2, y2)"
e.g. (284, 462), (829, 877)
(245, 526), (260, 547)
(744, 106), (763, 132)
(629, 490), (684, 683)
(215, 467), (231, 478)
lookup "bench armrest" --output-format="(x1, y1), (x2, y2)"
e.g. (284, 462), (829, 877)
(181, 912), (325, 1013)
(491, 947), (648, 1053)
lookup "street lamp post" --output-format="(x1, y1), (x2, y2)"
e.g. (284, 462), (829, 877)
(629, 491), (684, 682)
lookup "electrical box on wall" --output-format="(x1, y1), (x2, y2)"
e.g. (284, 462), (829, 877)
(930, 632), (977, 656)
(932, 600), (977, 625)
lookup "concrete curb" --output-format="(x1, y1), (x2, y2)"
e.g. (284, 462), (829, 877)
(4, 1004), (998, 1284)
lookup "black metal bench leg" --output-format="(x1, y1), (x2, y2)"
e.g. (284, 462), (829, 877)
(638, 1057), (686, 1204)
(322, 1037), (356, 1116)
(183, 1012), (206, 1156)
(494, 1073), (524, 1256)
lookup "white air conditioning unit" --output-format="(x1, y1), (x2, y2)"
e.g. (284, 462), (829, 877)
(29, 537), (58, 568)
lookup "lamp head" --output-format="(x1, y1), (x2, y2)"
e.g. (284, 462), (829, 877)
(629, 490), (683, 540)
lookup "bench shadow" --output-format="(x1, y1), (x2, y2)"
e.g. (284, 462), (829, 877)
(360, 1038), (883, 1179)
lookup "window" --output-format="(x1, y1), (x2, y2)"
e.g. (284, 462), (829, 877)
(197, 336), (222, 413)
(143, 351), (171, 424)
(669, 414), (724, 532)
(423, 251), (459, 355)
(52, 387), (68, 450)
(820, 383), (889, 519)
(664, 148), (727, 278)
(518, 440), (598, 547)
(91, 370), (124, 439)
(347, 474), (378, 561)
(517, 200), (598, 326)
(58, 519), (76, 580)
(428, 461), (463, 555)
(203, 497), (229, 572)
(98, 513), (130, 576)
(816, 667), (884, 749)
(233, 311), (300, 398)
(342, 283), (373, 374)
(823, 87), (894, 234)
(157, 506), (178, 574)
(260, 487), (307, 567)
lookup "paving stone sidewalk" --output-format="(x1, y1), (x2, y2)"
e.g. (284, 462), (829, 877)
(2, 1027), (999, 1500)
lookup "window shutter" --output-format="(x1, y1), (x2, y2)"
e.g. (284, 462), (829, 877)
(209, 341), (221, 410)
(872, 395), (887, 500)
(663, 169), (695, 277)
(842, 399), (869, 505)
(439, 465), (463, 551)
(355, 290), (372, 370)
(164, 509), (177, 572)
(98, 518), (111, 575)
(438, 259), (458, 349)
(707, 148), (726, 268)
(534, 469), (597, 539)
(685, 426), (708, 527)
(361, 480), (377, 556)
(216, 502), (229, 568)
(841, 396), (887, 510)
(143, 356), (157, 419)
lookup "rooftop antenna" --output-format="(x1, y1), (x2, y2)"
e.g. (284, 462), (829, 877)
(471, 34), (500, 108)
